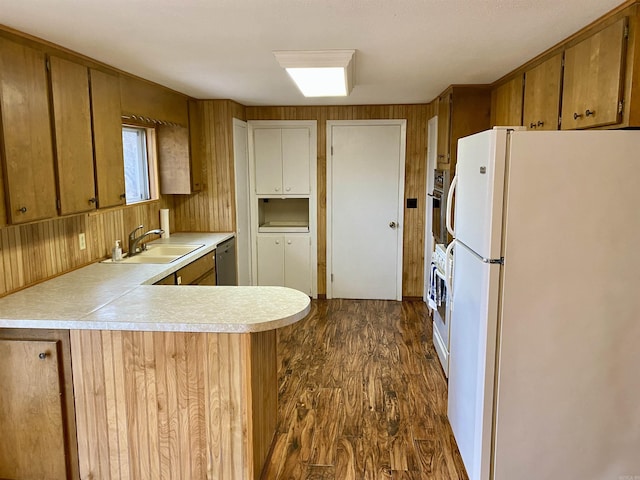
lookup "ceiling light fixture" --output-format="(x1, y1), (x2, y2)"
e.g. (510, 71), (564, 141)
(273, 50), (355, 97)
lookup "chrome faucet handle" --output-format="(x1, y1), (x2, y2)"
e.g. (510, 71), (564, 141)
(129, 224), (144, 240)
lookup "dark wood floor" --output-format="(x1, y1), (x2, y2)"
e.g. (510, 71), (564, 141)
(262, 299), (469, 479)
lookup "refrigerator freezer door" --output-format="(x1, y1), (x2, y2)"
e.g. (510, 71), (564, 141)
(447, 241), (501, 480)
(454, 128), (509, 259)
(492, 130), (640, 479)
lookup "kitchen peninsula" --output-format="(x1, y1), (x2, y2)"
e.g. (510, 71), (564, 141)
(0, 233), (311, 480)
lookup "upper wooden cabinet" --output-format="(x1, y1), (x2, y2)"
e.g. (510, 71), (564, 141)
(436, 86), (492, 172)
(561, 18), (627, 130)
(90, 68), (126, 209)
(490, 75), (524, 127)
(523, 54), (563, 130)
(158, 101), (204, 195)
(49, 55), (97, 215)
(0, 37), (57, 224)
(254, 127), (311, 195)
(119, 74), (189, 126)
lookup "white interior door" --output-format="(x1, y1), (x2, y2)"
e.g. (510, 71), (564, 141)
(327, 120), (406, 300)
(233, 119), (251, 285)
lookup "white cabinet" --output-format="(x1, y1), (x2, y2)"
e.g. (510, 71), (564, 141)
(249, 120), (317, 298)
(254, 127), (310, 194)
(257, 234), (311, 295)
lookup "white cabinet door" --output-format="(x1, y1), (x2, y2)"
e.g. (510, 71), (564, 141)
(284, 235), (311, 294)
(256, 235), (284, 285)
(254, 129), (283, 194)
(282, 128), (310, 194)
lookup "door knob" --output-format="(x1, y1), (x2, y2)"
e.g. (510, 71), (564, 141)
(389, 221), (397, 229)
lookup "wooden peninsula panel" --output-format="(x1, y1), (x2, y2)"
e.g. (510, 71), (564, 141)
(70, 329), (277, 480)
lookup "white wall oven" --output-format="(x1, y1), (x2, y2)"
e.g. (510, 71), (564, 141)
(429, 170), (449, 245)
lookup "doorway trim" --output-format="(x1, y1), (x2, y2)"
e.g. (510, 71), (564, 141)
(326, 119), (407, 300)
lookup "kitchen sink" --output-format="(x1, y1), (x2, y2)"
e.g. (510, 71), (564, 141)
(102, 244), (205, 264)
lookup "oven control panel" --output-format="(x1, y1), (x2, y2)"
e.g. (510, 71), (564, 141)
(433, 243), (452, 275)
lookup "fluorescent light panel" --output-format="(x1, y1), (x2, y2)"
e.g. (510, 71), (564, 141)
(274, 50), (355, 98)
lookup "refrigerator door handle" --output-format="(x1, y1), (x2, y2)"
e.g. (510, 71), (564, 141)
(446, 175), (458, 237)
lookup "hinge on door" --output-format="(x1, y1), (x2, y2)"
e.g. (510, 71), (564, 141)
(558, 116), (562, 129)
(56, 198), (61, 210)
(624, 25), (630, 39)
(46, 59), (50, 71)
(561, 56), (565, 68)
(331, 146), (334, 155)
(618, 100), (624, 115)
(331, 273), (334, 282)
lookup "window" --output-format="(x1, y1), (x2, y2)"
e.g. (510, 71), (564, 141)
(122, 126), (152, 204)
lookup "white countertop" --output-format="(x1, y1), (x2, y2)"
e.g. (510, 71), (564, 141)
(0, 233), (311, 333)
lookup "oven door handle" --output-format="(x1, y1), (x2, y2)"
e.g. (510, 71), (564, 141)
(445, 239), (456, 310)
(446, 175), (458, 237)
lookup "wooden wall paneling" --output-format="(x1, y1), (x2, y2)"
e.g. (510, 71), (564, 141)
(244, 104), (429, 297)
(70, 329), (273, 479)
(250, 330), (277, 477)
(0, 202), (160, 297)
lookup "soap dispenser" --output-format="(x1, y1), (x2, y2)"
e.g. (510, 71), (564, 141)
(112, 240), (123, 262)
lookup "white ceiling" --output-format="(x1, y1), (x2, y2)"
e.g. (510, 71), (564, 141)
(0, 0), (625, 106)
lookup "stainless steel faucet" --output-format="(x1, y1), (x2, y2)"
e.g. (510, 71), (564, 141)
(127, 225), (164, 257)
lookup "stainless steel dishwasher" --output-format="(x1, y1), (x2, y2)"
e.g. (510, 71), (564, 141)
(215, 237), (237, 286)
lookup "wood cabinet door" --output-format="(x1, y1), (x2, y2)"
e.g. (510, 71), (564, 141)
(158, 124), (191, 194)
(523, 54), (563, 130)
(282, 128), (310, 194)
(49, 55), (97, 215)
(257, 235), (285, 285)
(254, 128), (283, 194)
(284, 235), (311, 295)
(188, 99), (204, 192)
(561, 18), (627, 130)
(176, 252), (215, 285)
(0, 339), (67, 479)
(90, 68), (126, 208)
(491, 75), (523, 127)
(436, 93), (451, 167)
(0, 38), (57, 224)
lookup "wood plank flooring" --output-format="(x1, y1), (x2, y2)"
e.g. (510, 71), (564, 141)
(263, 299), (468, 479)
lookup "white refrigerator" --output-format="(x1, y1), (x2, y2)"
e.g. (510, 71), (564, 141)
(446, 127), (640, 480)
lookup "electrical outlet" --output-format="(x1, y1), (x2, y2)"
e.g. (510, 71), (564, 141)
(79, 233), (86, 250)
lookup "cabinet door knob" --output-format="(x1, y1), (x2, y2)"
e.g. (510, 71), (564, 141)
(537, 120), (544, 127)
(88, 197), (97, 204)
(389, 221), (397, 229)
(120, 193), (126, 199)
(18, 206), (27, 213)
(529, 122), (536, 129)
(285, 187), (291, 192)
(275, 240), (280, 245)
(573, 112), (583, 120)
(585, 109), (596, 117)
(275, 187), (280, 192)
(287, 240), (292, 244)
(38, 352), (47, 360)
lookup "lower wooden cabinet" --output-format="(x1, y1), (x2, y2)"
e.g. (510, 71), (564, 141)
(0, 329), (79, 480)
(176, 251), (216, 285)
(256, 234), (311, 295)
